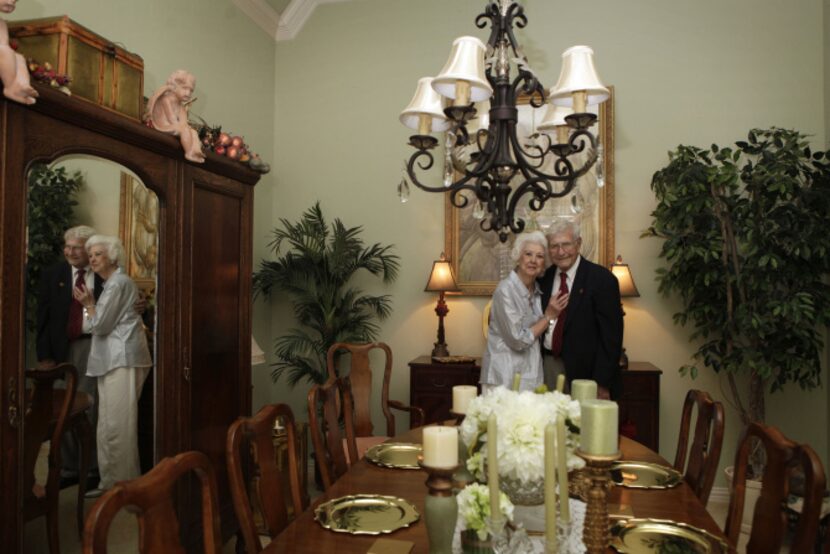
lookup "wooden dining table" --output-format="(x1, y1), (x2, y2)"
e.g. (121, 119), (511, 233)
(264, 426), (730, 553)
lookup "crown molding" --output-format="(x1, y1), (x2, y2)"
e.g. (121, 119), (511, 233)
(233, 0), (352, 42)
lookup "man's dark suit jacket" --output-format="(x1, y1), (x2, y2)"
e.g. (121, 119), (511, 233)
(539, 256), (624, 398)
(36, 260), (104, 363)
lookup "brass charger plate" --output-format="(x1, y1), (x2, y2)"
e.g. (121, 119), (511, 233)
(314, 494), (419, 535)
(611, 461), (683, 489)
(611, 518), (729, 553)
(365, 442), (423, 470)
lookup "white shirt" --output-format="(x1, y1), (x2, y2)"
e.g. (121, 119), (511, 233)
(72, 265), (95, 334)
(543, 255), (581, 350)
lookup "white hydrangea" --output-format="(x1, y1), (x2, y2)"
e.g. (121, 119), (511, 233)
(459, 388), (584, 484)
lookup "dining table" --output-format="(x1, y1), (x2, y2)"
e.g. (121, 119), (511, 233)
(263, 425), (731, 553)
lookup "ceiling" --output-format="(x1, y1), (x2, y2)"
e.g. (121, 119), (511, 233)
(232, 0), (352, 41)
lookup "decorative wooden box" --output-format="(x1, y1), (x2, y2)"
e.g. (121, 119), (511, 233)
(10, 16), (144, 120)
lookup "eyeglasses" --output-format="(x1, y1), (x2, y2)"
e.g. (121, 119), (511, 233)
(64, 245), (85, 252)
(549, 241), (577, 252)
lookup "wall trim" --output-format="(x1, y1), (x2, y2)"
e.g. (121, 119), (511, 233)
(233, 0), (353, 42)
(231, 0), (280, 40)
(708, 486), (730, 507)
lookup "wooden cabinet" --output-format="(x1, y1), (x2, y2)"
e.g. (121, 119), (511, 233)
(408, 357), (663, 451)
(0, 87), (259, 553)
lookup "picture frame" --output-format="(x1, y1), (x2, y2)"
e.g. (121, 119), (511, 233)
(444, 87), (615, 296)
(118, 172), (159, 293)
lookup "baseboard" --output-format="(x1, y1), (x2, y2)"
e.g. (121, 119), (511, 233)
(708, 486), (730, 506)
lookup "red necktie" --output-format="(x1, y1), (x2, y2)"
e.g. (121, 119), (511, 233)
(66, 269), (86, 340)
(550, 272), (568, 356)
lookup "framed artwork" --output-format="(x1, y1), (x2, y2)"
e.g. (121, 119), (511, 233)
(444, 87), (615, 296)
(118, 172), (159, 292)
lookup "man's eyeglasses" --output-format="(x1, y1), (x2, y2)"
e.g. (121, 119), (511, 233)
(549, 242), (576, 252)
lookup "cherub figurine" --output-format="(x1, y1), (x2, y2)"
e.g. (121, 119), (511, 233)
(147, 69), (205, 163)
(0, 0), (37, 105)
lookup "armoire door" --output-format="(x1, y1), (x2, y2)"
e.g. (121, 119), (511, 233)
(178, 163), (255, 547)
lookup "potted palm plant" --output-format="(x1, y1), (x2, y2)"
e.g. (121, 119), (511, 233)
(252, 202), (400, 386)
(645, 128), (830, 474)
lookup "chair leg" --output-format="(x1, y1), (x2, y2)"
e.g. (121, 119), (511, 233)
(75, 415), (94, 538)
(46, 497), (61, 554)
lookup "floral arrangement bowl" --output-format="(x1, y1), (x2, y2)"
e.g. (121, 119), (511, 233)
(457, 483), (514, 542)
(458, 387), (584, 505)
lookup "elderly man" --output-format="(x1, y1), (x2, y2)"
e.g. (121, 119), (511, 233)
(36, 225), (103, 485)
(538, 220), (624, 399)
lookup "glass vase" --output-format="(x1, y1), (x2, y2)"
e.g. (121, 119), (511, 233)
(460, 529), (494, 554)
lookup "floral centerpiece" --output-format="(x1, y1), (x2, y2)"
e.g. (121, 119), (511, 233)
(459, 387), (583, 505)
(457, 483), (514, 541)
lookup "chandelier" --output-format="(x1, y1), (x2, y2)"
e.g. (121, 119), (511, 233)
(399, 0), (609, 243)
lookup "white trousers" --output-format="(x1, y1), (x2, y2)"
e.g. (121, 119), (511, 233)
(96, 365), (150, 490)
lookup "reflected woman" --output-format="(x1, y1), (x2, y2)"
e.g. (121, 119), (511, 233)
(73, 235), (151, 497)
(480, 231), (567, 393)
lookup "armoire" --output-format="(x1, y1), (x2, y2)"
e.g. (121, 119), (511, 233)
(0, 86), (259, 552)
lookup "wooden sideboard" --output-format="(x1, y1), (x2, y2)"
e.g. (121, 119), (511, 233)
(408, 357), (663, 451)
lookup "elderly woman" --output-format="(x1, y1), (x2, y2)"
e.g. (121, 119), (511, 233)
(72, 235), (152, 497)
(480, 231), (568, 392)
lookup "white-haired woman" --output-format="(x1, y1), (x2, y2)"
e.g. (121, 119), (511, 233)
(480, 231), (568, 392)
(72, 235), (152, 497)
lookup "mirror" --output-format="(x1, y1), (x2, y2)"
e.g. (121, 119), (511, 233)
(23, 155), (158, 552)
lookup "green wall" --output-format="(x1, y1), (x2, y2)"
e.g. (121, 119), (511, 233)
(269, 0), (828, 487)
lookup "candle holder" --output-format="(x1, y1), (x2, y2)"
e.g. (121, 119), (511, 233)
(420, 462), (459, 554)
(448, 410), (465, 425)
(576, 449), (621, 554)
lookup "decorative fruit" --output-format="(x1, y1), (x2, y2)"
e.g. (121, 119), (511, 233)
(230, 136), (244, 148)
(227, 146), (240, 160)
(217, 132), (231, 146)
(215, 145), (226, 156)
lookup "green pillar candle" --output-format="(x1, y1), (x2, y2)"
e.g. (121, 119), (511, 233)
(544, 422), (558, 552)
(571, 379), (597, 403)
(580, 399), (619, 455)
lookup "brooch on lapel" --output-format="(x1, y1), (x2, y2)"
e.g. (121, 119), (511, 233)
(59, 282), (65, 287)
(579, 288), (584, 294)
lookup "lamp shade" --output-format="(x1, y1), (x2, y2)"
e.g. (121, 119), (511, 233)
(251, 336), (266, 366)
(425, 252), (460, 292)
(610, 255), (640, 298)
(400, 77), (450, 132)
(431, 36), (493, 103)
(537, 103), (573, 131)
(549, 45), (609, 107)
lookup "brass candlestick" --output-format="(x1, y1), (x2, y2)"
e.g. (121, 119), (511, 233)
(577, 449), (621, 554)
(420, 463), (459, 554)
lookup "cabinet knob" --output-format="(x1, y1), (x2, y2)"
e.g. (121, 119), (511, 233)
(430, 378), (447, 388)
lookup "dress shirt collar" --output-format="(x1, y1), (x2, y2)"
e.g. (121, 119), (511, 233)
(509, 268), (541, 298)
(557, 255), (581, 286)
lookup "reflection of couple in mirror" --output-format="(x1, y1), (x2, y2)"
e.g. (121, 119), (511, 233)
(36, 226), (151, 497)
(0, 0), (38, 105)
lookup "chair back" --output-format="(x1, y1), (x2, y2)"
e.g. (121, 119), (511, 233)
(724, 422), (826, 553)
(326, 342), (424, 438)
(82, 451), (222, 554)
(673, 389), (725, 504)
(227, 403), (307, 553)
(308, 377), (355, 491)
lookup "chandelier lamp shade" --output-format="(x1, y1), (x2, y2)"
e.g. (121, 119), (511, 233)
(399, 0), (609, 242)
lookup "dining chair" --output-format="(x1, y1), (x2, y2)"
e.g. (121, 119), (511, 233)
(308, 377), (355, 491)
(724, 421), (826, 553)
(82, 450), (222, 554)
(227, 403), (308, 553)
(672, 389), (725, 505)
(326, 342), (425, 462)
(23, 363), (79, 554)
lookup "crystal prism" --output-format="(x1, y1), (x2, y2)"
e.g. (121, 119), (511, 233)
(397, 177), (410, 203)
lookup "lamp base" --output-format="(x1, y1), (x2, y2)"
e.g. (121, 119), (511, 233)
(431, 342), (450, 358)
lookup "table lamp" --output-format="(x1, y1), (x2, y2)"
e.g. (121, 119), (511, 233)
(610, 255), (639, 369)
(425, 252), (460, 358)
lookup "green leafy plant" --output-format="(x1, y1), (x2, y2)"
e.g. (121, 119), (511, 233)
(26, 163), (83, 330)
(644, 128), (830, 439)
(253, 202), (400, 387)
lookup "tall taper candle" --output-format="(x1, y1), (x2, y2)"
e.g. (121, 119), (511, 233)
(452, 385), (477, 415)
(544, 423), (558, 553)
(571, 379), (597, 403)
(487, 414), (500, 520)
(512, 372), (521, 391)
(555, 373), (566, 393)
(556, 417), (570, 524)
(580, 399), (619, 455)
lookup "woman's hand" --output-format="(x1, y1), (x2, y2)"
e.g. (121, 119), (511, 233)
(545, 291), (569, 319)
(72, 285), (95, 308)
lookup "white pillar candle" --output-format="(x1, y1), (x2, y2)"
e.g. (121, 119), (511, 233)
(580, 399), (619, 456)
(570, 379), (597, 403)
(556, 418), (570, 524)
(452, 385), (477, 414)
(422, 426), (459, 468)
(544, 423), (558, 552)
(488, 414), (500, 519)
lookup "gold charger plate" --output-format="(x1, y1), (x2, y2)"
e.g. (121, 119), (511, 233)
(611, 518), (729, 553)
(611, 461), (683, 489)
(365, 442), (423, 470)
(314, 494), (419, 535)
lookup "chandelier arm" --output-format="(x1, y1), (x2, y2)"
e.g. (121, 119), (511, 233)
(502, 2), (527, 59)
